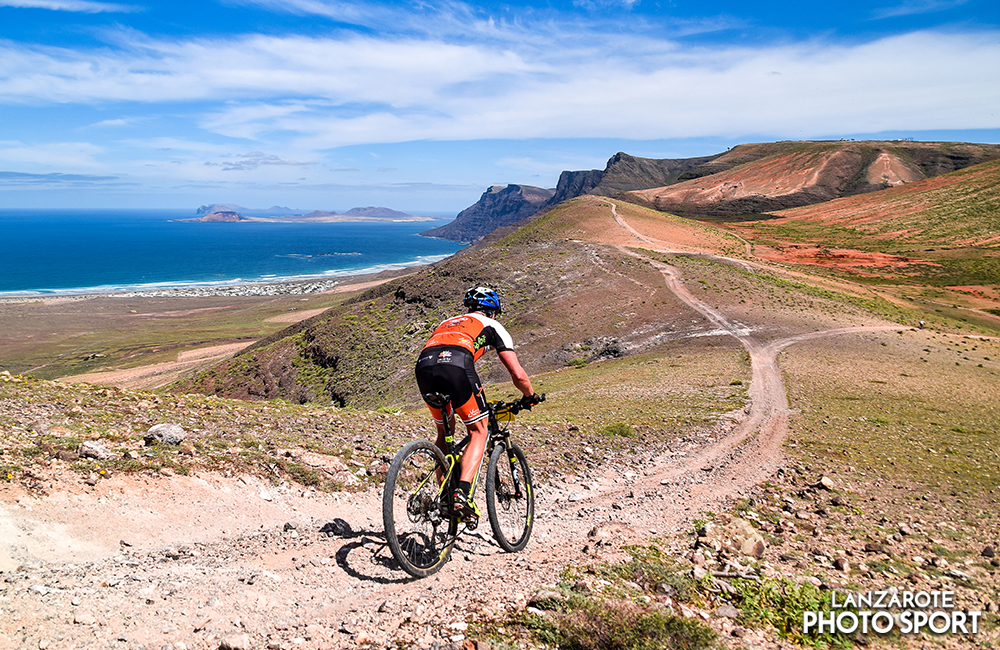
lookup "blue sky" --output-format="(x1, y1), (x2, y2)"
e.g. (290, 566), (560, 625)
(1, 0), (998, 213)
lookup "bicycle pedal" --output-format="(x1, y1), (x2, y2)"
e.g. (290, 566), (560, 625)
(463, 515), (479, 531)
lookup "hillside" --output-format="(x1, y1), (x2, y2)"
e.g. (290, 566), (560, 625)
(720, 158), (1000, 321)
(423, 151), (730, 244)
(625, 141), (1000, 218)
(424, 141), (1000, 246)
(174, 198), (696, 407)
(588, 151), (722, 196)
(172, 194), (914, 410)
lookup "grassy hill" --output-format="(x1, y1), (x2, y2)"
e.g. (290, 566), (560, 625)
(173, 198), (702, 407)
(623, 140), (1000, 218)
(172, 192), (947, 409)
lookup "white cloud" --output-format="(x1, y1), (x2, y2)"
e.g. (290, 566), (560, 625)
(119, 137), (234, 154)
(187, 30), (998, 147)
(0, 35), (534, 104)
(872, 0), (970, 19)
(0, 140), (104, 167)
(0, 24), (997, 154)
(89, 117), (135, 128)
(0, 0), (137, 12)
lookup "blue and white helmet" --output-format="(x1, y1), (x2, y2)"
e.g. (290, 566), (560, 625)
(463, 286), (502, 317)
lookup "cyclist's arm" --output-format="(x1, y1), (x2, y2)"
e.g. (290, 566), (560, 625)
(498, 350), (534, 397)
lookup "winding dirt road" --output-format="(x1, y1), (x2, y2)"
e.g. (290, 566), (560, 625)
(1, 202), (907, 650)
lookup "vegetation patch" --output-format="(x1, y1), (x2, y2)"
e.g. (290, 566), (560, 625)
(523, 600), (717, 650)
(728, 578), (856, 648)
(480, 546), (715, 650)
(599, 422), (636, 438)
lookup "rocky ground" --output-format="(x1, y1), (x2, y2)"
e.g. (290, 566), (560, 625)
(2, 202), (998, 650)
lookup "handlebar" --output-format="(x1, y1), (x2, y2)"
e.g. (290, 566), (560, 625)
(491, 393), (546, 418)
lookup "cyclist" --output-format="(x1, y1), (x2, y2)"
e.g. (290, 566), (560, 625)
(415, 286), (540, 523)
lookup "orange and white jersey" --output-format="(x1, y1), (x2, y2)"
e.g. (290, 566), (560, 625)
(421, 312), (514, 362)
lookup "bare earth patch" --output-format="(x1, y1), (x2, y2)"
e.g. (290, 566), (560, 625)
(57, 342), (254, 390)
(264, 308), (329, 323)
(752, 244), (939, 273)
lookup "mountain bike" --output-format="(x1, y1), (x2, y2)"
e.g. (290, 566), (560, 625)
(382, 393), (543, 578)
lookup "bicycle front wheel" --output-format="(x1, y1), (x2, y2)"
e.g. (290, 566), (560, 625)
(486, 442), (534, 552)
(382, 440), (457, 577)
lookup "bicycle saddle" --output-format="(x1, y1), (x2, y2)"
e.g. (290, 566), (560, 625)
(422, 392), (451, 408)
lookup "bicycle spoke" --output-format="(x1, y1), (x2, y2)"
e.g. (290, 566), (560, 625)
(383, 441), (457, 577)
(486, 442), (534, 552)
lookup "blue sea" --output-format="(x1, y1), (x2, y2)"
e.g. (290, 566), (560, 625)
(0, 209), (465, 296)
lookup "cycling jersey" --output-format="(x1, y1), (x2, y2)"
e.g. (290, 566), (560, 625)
(416, 312), (515, 424)
(421, 312), (514, 361)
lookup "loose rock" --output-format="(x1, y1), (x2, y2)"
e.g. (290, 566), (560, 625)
(77, 441), (111, 460)
(219, 633), (251, 650)
(145, 423), (186, 446)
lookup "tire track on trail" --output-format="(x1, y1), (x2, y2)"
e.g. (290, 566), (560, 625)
(601, 199), (905, 510)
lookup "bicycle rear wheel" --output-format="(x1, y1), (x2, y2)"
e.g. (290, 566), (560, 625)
(486, 442), (534, 552)
(382, 440), (457, 577)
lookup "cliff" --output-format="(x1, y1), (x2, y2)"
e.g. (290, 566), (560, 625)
(420, 184), (555, 243)
(588, 151), (722, 196)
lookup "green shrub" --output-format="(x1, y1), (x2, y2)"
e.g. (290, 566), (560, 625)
(601, 546), (700, 603)
(536, 599), (717, 650)
(730, 577), (855, 647)
(277, 459), (322, 486)
(567, 357), (588, 368)
(600, 422), (635, 437)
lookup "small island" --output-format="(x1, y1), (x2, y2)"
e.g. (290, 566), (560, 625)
(179, 204), (436, 223)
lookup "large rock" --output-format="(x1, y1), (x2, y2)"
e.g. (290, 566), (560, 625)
(698, 516), (766, 558)
(293, 451), (360, 486)
(218, 633), (251, 650)
(145, 423), (186, 446)
(77, 441), (111, 460)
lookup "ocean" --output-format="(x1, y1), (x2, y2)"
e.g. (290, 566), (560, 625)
(0, 209), (465, 296)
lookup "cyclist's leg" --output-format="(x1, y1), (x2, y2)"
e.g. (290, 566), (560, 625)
(416, 355), (459, 452)
(459, 417), (488, 484)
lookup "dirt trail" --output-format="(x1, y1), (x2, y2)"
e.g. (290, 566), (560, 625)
(2, 204), (908, 650)
(603, 199), (904, 513)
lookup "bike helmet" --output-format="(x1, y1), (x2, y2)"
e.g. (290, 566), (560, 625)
(463, 286), (502, 317)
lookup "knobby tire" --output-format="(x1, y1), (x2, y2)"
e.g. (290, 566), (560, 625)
(486, 442), (534, 552)
(382, 440), (457, 577)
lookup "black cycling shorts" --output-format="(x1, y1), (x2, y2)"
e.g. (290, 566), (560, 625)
(415, 346), (488, 424)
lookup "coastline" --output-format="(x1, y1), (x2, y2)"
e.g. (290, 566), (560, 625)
(0, 257), (448, 304)
(0, 266), (425, 388)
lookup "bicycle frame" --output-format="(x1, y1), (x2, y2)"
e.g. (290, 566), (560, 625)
(431, 397), (524, 516)
(384, 392), (541, 576)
